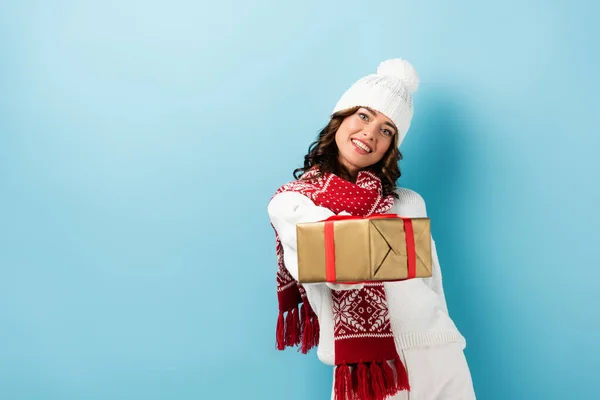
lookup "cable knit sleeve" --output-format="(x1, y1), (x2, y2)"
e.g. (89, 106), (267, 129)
(268, 192), (365, 291)
(267, 192), (334, 281)
(392, 188), (450, 315)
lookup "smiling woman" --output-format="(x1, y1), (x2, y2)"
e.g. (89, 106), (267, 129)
(267, 59), (476, 400)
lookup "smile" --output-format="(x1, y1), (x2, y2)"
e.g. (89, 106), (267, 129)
(351, 139), (372, 153)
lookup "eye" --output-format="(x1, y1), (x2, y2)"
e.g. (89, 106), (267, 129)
(381, 128), (393, 137)
(358, 112), (369, 121)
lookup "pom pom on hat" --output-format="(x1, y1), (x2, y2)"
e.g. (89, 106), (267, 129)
(376, 59), (420, 94)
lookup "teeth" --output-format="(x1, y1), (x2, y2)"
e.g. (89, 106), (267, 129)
(352, 139), (371, 153)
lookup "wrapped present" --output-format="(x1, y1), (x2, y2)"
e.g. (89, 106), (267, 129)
(296, 214), (432, 283)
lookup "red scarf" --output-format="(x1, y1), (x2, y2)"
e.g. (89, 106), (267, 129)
(272, 168), (410, 400)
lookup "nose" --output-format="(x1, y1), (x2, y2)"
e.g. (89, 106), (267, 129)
(361, 127), (376, 140)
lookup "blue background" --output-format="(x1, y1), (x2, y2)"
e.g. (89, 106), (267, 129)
(1, 1), (599, 399)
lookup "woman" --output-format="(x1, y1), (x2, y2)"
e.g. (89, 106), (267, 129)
(267, 59), (475, 400)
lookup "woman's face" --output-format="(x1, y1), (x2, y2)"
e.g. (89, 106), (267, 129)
(335, 107), (397, 178)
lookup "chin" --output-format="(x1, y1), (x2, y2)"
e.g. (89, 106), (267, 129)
(352, 161), (373, 171)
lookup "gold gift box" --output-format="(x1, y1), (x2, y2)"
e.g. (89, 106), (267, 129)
(296, 216), (432, 283)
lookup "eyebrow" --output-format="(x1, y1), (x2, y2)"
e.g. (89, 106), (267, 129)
(364, 107), (398, 134)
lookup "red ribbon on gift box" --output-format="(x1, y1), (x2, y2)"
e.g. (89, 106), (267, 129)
(323, 214), (416, 283)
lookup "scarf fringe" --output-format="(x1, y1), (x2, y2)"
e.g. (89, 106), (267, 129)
(334, 359), (410, 400)
(276, 310), (285, 350)
(369, 361), (386, 398)
(382, 360), (396, 395)
(276, 302), (319, 353)
(334, 364), (353, 400)
(285, 307), (300, 347)
(304, 303), (320, 353)
(393, 357), (410, 391)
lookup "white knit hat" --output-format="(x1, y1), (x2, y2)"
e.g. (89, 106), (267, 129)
(332, 58), (420, 146)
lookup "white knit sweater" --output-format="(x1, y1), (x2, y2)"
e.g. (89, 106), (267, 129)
(267, 187), (466, 366)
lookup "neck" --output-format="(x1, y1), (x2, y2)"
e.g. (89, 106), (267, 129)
(336, 164), (359, 183)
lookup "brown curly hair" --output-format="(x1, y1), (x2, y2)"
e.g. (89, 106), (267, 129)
(293, 107), (402, 199)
